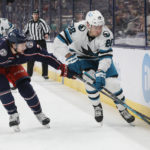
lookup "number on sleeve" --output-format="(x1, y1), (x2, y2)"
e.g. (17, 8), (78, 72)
(105, 39), (113, 47)
(68, 25), (76, 34)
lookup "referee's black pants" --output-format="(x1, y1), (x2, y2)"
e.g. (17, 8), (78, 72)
(27, 40), (48, 77)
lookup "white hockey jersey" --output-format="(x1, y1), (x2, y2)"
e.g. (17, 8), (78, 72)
(0, 18), (14, 37)
(54, 20), (114, 72)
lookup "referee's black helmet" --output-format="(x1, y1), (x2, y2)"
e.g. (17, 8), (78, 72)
(32, 9), (39, 14)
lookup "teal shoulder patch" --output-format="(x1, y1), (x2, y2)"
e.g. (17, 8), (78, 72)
(103, 31), (110, 37)
(78, 24), (86, 31)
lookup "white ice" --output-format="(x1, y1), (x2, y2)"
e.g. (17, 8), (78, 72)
(0, 73), (150, 150)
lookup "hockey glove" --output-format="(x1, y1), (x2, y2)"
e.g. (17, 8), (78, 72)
(59, 64), (76, 79)
(66, 54), (82, 75)
(93, 70), (106, 91)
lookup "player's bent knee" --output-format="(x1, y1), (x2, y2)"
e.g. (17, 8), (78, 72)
(16, 77), (31, 88)
(105, 77), (121, 93)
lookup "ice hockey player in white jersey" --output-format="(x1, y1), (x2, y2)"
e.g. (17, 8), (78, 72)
(54, 10), (135, 124)
(0, 18), (14, 37)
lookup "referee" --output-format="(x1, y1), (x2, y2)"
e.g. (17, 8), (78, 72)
(24, 9), (50, 79)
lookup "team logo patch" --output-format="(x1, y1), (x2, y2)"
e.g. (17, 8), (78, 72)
(78, 24), (86, 31)
(0, 49), (7, 56)
(98, 16), (101, 20)
(26, 41), (34, 48)
(103, 31), (110, 37)
(88, 12), (93, 17)
(9, 32), (16, 37)
(37, 24), (42, 30)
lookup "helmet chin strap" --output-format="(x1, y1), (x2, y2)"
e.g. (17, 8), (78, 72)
(87, 26), (95, 37)
(87, 22), (91, 31)
(87, 27), (91, 31)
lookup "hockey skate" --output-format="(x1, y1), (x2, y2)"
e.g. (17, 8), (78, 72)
(9, 113), (20, 132)
(93, 104), (103, 124)
(35, 112), (50, 128)
(119, 108), (135, 124)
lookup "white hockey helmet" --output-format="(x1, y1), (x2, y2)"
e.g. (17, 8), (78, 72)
(85, 10), (105, 26)
(0, 18), (10, 34)
(0, 18), (9, 27)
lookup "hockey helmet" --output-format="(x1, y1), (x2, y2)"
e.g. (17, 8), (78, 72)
(32, 9), (39, 14)
(85, 10), (105, 26)
(0, 18), (10, 31)
(0, 18), (9, 26)
(8, 29), (27, 44)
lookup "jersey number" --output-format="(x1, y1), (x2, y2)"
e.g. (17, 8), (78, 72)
(68, 25), (76, 34)
(105, 39), (113, 47)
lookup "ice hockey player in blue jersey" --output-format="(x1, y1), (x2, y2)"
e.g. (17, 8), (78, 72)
(54, 10), (135, 124)
(0, 18), (18, 90)
(0, 29), (73, 132)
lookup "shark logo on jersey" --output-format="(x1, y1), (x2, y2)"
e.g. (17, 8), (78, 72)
(80, 45), (97, 56)
(103, 31), (110, 37)
(78, 24), (86, 31)
(0, 49), (7, 56)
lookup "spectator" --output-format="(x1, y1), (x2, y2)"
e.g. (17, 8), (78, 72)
(74, 10), (84, 22)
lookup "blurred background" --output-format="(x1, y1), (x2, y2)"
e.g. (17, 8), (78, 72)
(0, 0), (150, 48)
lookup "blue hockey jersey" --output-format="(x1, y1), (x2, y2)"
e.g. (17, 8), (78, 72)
(0, 38), (62, 69)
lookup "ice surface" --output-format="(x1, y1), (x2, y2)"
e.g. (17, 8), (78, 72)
(0, 73), (150, 150)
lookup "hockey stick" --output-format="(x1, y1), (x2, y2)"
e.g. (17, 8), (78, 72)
(83, 72), (150, 121)
(75, 72), (150, 125)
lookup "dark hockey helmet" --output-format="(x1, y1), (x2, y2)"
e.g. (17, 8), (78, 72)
(32, 9), (39, 14)
(8, 29), (27, 44)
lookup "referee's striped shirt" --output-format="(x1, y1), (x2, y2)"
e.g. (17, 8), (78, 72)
(24, 18), (50, 40)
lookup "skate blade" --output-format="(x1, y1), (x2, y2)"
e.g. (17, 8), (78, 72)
(44, 124), (50, 128)
(129, 122), (135, 127)
(97, 121), (103, 127)
(99, 121), (103, 127)
(12, 125), (20, 132)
